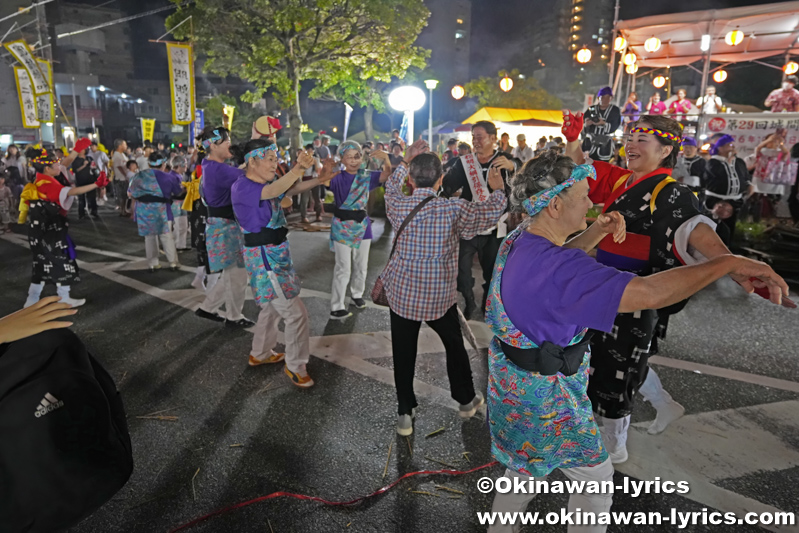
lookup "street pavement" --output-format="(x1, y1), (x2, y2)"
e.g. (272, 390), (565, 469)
(1, 201), (798, 533)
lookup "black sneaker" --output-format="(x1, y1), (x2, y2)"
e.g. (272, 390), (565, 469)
(225, 317), (255, 328)
(330, 310), (352, 320)
(352, 298), (367, 309)
(464, 300), (477, 320)
(195, 308), (224, 322)
(90, 213), (100, 220)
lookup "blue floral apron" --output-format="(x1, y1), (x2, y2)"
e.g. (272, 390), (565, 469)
(330, 169), (371, 251)
(486, 228), (607, 477)
(129, 169), (171, 237)
(242, 195), (301, 304)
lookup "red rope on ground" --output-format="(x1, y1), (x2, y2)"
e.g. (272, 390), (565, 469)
(168, 461), (499, 532)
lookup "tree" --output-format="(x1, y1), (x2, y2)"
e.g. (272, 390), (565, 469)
(201, 95), (260, 143)
(464, 69), (563, 110)
(167, 0), (430, 152)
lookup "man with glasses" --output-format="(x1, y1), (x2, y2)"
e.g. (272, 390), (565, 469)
(442, 120), (521, 318)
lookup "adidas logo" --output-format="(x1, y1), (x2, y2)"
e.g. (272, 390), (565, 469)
(34, 393), (64, 418)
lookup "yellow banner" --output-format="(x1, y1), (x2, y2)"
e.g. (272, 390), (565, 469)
(223, 104), (235, 131)
(36, 59), (54, 123)
(141, 118), (156, 143)
(4, 39), (49, 96)
(14, 67), (39, 128)
(166, 42), (195, 125)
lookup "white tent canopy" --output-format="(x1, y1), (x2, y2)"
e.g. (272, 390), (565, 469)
(616, 1), (799, 68)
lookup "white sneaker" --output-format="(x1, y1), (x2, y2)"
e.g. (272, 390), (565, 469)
(59, 296), (86, 308)
(397, 414), (413, 436)
(97, 198), (106, 206)
(459, 392), (485, 418)
(647, 401), (685, 435)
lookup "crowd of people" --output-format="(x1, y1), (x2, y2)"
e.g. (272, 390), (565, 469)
(2, 100), (797, 532)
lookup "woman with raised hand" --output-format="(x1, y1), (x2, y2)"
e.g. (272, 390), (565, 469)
(231, 139), (333, 388)
(20, 141), (108, 308)
(485, 152), (788, 533)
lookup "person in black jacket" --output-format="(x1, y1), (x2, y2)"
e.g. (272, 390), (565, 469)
(583, 86), (622, 162)
(442, 120), (520, 318)
(702, 135), (752, 241)
(71, 148), (98, 219)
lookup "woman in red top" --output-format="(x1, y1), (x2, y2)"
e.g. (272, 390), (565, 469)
(561, 112), (790, 464)
(21, 143), (107, 308)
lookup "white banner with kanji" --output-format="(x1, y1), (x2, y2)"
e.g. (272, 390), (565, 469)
(704, 113), (799, 158)
(36, 59), (54, 123)
(14, 67), (39, 128)
(167, 42), (195, 125)
(4, 39), (49, 96)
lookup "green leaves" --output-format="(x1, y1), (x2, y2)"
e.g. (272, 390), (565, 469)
(464, 69), (563, 110)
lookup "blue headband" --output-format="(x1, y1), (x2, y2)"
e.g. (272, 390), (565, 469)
(244, 144), (278, 163)
(710, 134), (734, 155)
(150, 158), (166, 167)
(201, 129), (223, 149)
(521, 164), (596, 217)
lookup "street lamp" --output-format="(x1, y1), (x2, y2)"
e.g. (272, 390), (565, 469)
(424, 79), (439, 148)
(388, 86), (426, 144)
(451, 85), (465, 99)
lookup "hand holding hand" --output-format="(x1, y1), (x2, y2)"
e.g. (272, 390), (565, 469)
(0, 296), (77, 344)
(318, 158), (338, 183)
(561, 110), (584, 143)
(487, 165), (504, 191)
(729, 257), (791, 307)
(595, 211), (626, 243)
(296, 151), (315, 170)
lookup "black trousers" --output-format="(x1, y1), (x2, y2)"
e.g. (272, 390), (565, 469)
(78, 188), (97, 217)
(389, 305), (476, 416)
(457, 231), (501, 309)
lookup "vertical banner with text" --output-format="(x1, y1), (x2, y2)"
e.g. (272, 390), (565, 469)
(189, 109), (204, 146)
(166, 42), (195, 125)
(36, 59), (54, 123)
(14, 67), (40, 128)
(4, 39), (49, 96)
(141, 118), (156, 143)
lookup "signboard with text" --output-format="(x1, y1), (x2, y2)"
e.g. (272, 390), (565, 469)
(166, 43), (195, 125)
(703, 113), (799, 157)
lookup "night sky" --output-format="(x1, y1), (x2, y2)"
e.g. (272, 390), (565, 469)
(67, 0), (793, 113)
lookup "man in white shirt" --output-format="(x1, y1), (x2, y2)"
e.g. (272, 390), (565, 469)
(696, 85), (723, 114)
(511, 134), (534, 163)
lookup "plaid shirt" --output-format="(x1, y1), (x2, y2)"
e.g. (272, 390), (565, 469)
(383, 164), (506, 321)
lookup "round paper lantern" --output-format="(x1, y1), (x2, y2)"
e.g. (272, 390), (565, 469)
(451, 85), (465, 100)
(576, 47), (592, 64)
(625, 63), (639, 74)
(623, 52), (637, 66)
(725, 30), (744, 46)
(783, 61), (799, 75)
(653, 75), (666, 88)
(644, 37), (661, 53)
(713, 69), (728, 83)
(500, 76), (514, 92)
(614, 36), (626, 51)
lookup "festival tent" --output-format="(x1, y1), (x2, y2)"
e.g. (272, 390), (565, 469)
(614, 2), (799, 69)
(456, 107), (564, 146)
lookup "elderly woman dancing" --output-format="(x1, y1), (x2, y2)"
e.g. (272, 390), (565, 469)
(485, 152), (789, 533)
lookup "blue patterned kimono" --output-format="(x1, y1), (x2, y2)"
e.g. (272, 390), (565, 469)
(486, 229), (607, 477)
(129, 169), (175, 237)
(242, 195), (301, 305)
(329, 169), (372, 251)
